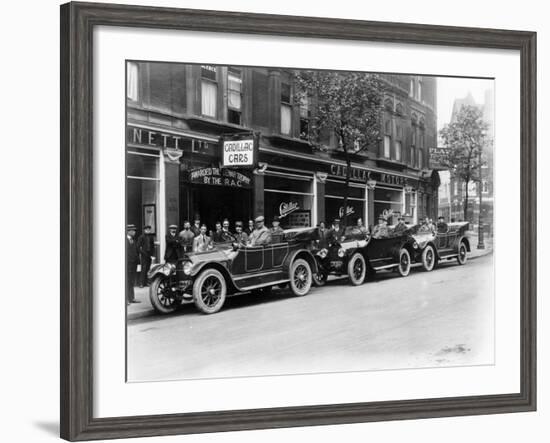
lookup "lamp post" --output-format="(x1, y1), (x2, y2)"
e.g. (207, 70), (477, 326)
(477, 146), (485, 249)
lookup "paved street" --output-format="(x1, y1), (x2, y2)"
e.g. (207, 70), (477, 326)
(127, 253), (494, 382)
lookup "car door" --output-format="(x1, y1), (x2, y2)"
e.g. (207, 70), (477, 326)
(245, 246), (264, 273)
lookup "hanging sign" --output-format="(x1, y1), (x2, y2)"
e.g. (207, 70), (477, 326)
(220, 132), (259, 169)
(187, 167), (252, 188)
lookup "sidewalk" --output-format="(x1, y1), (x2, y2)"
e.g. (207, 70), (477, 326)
(467, 231), (494, 260)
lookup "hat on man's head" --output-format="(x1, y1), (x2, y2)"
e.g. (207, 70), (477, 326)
(235, 221), (243, 227)
(378, 215), (386, 220)
(143, 225), (152, 229)
(273, 215), (280, 222)
(168, 224), (178, 230)
(126, 224), (137, 231)
(333, 218), (340, 224)
(254, 215), (265, 223)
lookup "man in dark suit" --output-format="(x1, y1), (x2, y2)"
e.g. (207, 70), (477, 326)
(317, 221), (331, 249)
(164, 224), (182, 263)
(137, 225), (155, 288)
(329, 218), (345, 243)
(191, 216), (201, 237)
(126, 224), (140, 304)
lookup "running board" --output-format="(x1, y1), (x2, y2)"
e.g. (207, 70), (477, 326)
(239, 279), (290, 291)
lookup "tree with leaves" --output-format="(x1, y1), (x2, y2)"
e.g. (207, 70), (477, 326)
(294, 71), (384, 230)
(439, 104), (488, 221)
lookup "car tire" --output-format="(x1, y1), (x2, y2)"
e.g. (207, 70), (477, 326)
(149, 275), (179, 314)
(312, 270), (328, 287)
(193, 268), (227, 314)
(396, 248), (411, 277)
(289, 258), (312, 296)
(421, 245), (436, 272)
(347, 253), (366, 285)
(457, 241), (468, 265)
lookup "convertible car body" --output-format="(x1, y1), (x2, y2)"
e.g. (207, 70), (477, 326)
(147, 227), (318, 314)
(313, 222), (471, 286)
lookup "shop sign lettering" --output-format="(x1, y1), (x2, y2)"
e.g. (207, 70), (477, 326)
(338, 206), (355, 218)
(329, 164), (407, 187)
(279, 202), (299, 218)
(188, 167), (251, 189)
(222, 139), (254, 167)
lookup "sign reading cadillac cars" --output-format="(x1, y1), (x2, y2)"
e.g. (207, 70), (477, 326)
(220, 132), (258, 169)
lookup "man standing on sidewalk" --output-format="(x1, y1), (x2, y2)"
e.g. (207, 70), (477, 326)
(126, 224), (140, 304)
(137, 225), (155, 288)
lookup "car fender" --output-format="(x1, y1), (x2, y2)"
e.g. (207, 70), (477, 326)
(283, 249), (319, 275)
(457, 236), (471, 252)
(147, 262), (176, 280)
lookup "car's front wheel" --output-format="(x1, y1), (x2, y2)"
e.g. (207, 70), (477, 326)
(149, 275), (179, 314)
(289, 258), (312, 296)
(396, 248), (411, 277)
(457, 241), (468, 265)
(193, 268), (227, 314)
(421, 245), (436, 272)
(347, 252), (366, 285)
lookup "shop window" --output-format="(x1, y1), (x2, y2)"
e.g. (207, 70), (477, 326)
(201, 65), (217, 118)
(264, 172), (314, 228)
(395, 140), (402, 162)
(374, 186), (403, 224)
(405, 191), (416, 221)
(127, 62), (138, 101)
(299, 95), (310, 140)
(325, 180), (365, 224)
(227, 67), (242, 125)
(281, 82), (292, 135)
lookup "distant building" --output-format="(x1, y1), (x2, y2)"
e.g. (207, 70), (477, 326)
(437, 90), (494, 232)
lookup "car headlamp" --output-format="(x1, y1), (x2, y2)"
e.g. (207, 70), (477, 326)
(413, 241), (419, 249)
(338, 248), (345, 258)
(183, 261), (192, 275)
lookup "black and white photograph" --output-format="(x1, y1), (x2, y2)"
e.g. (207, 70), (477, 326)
(125, 61), (495, 382)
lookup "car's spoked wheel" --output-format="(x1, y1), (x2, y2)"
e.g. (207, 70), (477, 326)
(289, 258), (312, 296)
(397, 248), (411, 277)
(193, 269), (227, 314)
(312, 269), (328, 287)
(421, 245), (436, 272)
(457, 242), (468, 265)
(347, 253), (366, 285)
(149, 276), (178, 314)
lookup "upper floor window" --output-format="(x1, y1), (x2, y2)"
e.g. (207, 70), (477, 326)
(409, 78), (414, 97)
(416, 79), (422, 101)
(127, 62), (139, 101)
(299, 95), (310, 140)
(227, 67), (243, 125)
(395, 140), (402, 162)
(482, 180), (489, 193)
(281, 82), (292, 135)
(201, 65), (218, 118)
(418, 149), (424, 169)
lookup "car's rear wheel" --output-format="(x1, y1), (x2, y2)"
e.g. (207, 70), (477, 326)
(396, 248), (411, 277)
(347, 253), (366, 285)
(421, 245), (436, 272)
(193, 269), (227, 314)
(457, 241), (468, 265)
(289, 258), (312, 296)
(149, 275), (179, 314)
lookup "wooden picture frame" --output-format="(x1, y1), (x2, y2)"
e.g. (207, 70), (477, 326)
(60, 1), (536, 440)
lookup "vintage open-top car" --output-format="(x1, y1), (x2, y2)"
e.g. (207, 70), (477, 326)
(313, 222), (471, 286)
(147, 228), (319, 314)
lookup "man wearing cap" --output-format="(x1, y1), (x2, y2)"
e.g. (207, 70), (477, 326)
(270, 216), (285, 242)
(393, 216), (408, 236)
(126, 224), (140, 304)
(164, 224), (182, 263)
(248, 215), (272, 246)
(233, 221), (248, 245)
(356, 217), (368, 236)
(137, 225), (155, 288)
(193, 224), (212, 252)
(372, 216), (389, 239)
(178, 220), (195, 253)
